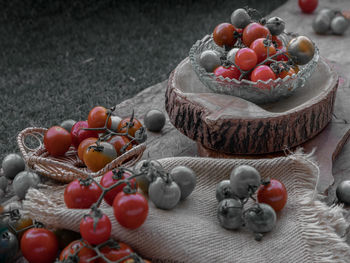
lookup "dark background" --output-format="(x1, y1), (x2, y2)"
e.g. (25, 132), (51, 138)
(0, 0), (287, 161)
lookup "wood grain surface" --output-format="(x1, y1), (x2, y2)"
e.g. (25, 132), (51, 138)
(166, 57), (338, 155)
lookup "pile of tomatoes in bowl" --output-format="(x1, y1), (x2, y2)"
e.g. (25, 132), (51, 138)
(189, 8), (319, 104)
(43, 106), (146, 173)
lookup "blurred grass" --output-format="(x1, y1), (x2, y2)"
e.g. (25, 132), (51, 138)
(0, 0), (287, 161)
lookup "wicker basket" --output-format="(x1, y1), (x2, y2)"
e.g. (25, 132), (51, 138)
(17, 127), (146, 183)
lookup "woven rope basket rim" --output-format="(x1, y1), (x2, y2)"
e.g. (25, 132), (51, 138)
(17, 127), (146, 182)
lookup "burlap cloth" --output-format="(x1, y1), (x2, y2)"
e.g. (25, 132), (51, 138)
(23, 151), (350, 262)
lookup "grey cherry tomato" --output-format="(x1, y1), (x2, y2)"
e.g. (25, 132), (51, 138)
(319, 8), (336, 20)
(331, 15), (349, 35)
(134, 160), (162, 193)
(226, 48), (239, 65)
(199, 50), (221, 72)
(144, 109), (166, 132)
(216, 180), (235, 202)
(230, 165), (261, 199)
(170, 166), (196, 200)
(336, 180), (350, 204)
(110, 116), (122, 132)
(2, 154), (25, 180)
(244, 203), (276, 236)
(230, 8), (251, 29)
(312, 13), (331, 34)
(0, 177), (8, 192)
(148, 177), (181, 210)
(217, 198), (244, 230)
(287, 36), (315, 65)
(0, 230), (18, 263)
(59, 119), (76, 133)
(266, 17), (285, 36)
(12, 171), (40, 199)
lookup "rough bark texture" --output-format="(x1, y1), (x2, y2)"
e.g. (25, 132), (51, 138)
(165, 59), (339, 155)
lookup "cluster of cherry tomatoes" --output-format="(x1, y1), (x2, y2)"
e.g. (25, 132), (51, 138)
(313, 8), (349, 35)
(199, 8), (315, 84)
(134, 160), (196, 210)
(216, 165), (287, 241)
(0, 209), (149, 263)
(64, 167), (148, 233)
(44, 106), (146, 172)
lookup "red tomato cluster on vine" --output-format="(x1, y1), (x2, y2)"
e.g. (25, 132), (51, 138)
(19, 226), (149, 262)
(43, 106), (143, 173)
(203, 8), (315, 85)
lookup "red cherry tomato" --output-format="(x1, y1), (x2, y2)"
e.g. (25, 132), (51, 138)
(251, 65), (276, 82)
(44, 126), (72, 157)
(117, 117), (143, 138)
(97, 242), (133, 263)
(113, 192), (148, 229)
(71, 121), (99, 149)
(77, 137), (98, 161)
(275, 47), (290, 62)
(213, 23), (237, 48)
(242, 22), (271, 47)
(250, 65), (276, 82)
(80, 213), (111, 245)
(298, 0), (318, 14)
(60, 240), (97, 263)
(64, 179), (102, 208)
(235, 48), (258, 71)
(250, 38), (277, 63)
(88, 106), (112, 131)
(214, 65), (241, 80)
(83, 142), (118, 172)
(278, 67), (296, 79)
(257, 179), (287, 212)
(100, 169), (137, 206)
(107, 135), (132, 155)
(21, 228), (59, 263)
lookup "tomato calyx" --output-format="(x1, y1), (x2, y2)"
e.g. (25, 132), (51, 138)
(87, 140), (105, 152)
(78, 177), (94, 187)
(261, 178), (271, 186)
(120, 109), (136, 131)
(1, 208), (21, 221)
(243, 203), (264, 217)
(220, 198), (243, 215)
(1, 231), (10, 240)
(112, 169), (124, 180)
(262, 35), (272, 48)
(83, 207), (104, 232)
(122, 181), (138, 195)
(259, 17), (267, 26)
(270, 61), (293, 76)
(133, 126), (147, 144)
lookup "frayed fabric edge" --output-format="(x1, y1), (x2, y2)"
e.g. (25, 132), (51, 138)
(290, 149), (350, 263)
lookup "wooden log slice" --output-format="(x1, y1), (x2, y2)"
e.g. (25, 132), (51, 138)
(165, 57), (339, 155)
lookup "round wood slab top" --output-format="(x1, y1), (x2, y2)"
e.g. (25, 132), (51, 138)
(165, 57), (339, 154)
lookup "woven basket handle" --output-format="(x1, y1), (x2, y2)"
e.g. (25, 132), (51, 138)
(17, 127), (47, 161)
(93, 142), (147, 177)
